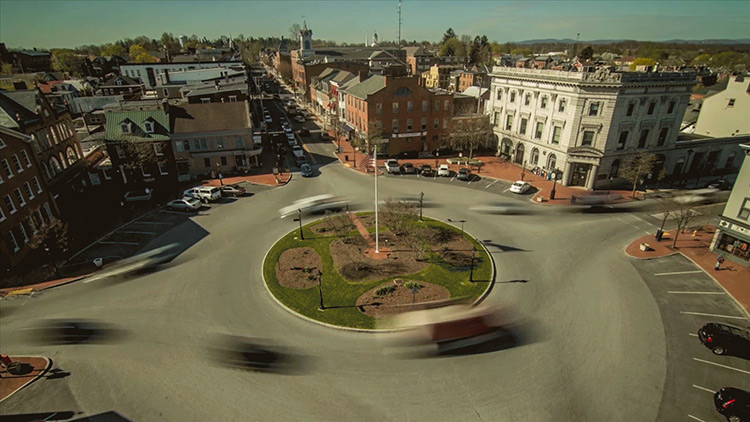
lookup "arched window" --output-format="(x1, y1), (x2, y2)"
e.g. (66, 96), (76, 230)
(610, 159), (620, 178)
(531, 148), (539, 165)
(66, 146), (77, 164)
(547, 153), (557, 170)
(42, 161), (51, 179)
(59, 152), (68, 168)
(49, 157), (62, 175)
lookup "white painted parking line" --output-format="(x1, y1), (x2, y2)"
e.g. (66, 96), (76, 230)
(116, 231), (156, 235)
(97, 241), (139, 246)
(680, 311), (748, 320)
(502, 188), (510, 193)
(450, 176), (456, 182)
(654, 270), (704, 276)
(688, 414), (707, 422)
(668, 291), (725, 295)
(688, 333), (699, 337)
(485, 180), (499, 189)
(693, 357), (750, 375)
(692, 384), (715, 394)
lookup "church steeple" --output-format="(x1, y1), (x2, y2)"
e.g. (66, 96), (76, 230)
(300, 20), (314, 57)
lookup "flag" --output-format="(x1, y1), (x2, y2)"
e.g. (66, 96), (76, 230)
(359, 154), (376, 172)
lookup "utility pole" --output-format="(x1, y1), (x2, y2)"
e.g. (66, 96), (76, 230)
(296, 208), (304, 239)
(397, 0), (403, 47)
(419, 191), (424, 222)
(469, 246), (476, 282)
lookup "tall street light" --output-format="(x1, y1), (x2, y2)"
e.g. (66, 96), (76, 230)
(550, 172), (557, 200)
(447, 218), (466, 238)
(317, 269), (325, 310)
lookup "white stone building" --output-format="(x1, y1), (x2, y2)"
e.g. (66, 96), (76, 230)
(120, 61), (244, 90)
(693, 74), (750, 138)
(486, 67), (698, 189)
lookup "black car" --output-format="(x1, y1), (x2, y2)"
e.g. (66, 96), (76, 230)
(714, 387), (750, 422)
(299, 127), (310, 137)
(401, 163), (416, 174)
(457, 168), (472, 181)
(698, 322), (750, 355)
(420, 164), (435, 176)
(706, 179), (734, 190)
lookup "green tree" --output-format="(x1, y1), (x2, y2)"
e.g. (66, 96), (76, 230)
(129, 44), (147, 61)
(441, 28), (457, 45)
(629, 57), (657, 70)
(439, 38), (466, 57)
(134, 52), (157, 63)
(579, 45), (594, 61)
(510, 47), (533, 56)
(101, 43), (127, 57)
(1, 62), (15, 74)
(51, 49), (84, 75)
(621, 152), (657, 198)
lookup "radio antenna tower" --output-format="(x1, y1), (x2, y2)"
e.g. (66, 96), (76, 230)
(397, 0), (403, 47)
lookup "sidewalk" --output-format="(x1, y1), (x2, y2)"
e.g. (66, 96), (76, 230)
(325, 132), (634, 206)
(0, 356), (51, 402)
(626, 225), (750, 314)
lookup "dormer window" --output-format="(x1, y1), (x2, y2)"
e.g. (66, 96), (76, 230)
(116, 79), (123, 86)
(120, 122), (131, 134)
(144, 121), (154, 133)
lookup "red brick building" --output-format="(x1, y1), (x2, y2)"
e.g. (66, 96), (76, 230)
(0, 127), (57, 272)
(343, 75), (454, 157)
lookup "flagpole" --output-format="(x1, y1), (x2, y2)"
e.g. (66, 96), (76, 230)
(374, 144), (379, 253)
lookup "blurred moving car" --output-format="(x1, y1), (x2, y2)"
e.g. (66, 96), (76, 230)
(698, 322), (750, 355)
(673, 188), (723, 205)
(167, 197), (202, 211)
(574, 193), (623, 205)
(705, 179), (734, 190)
(509, 181), (531, 194)
(470, 201), (530, 215)
(420, 164), (435, 176)
(386, 159), (400, 174)
(279, 194), (348, 218)
(124, 189), (153, 202)
(457, 168), (471, 181)
(300, 163), (313, 177)
(714, 387), (750, 421)
(402, 163), (416, 174)
(221, 184), (246, 197)
(438, 164), (451, 177)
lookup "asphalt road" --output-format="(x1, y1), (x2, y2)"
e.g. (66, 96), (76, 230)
(1, 101), (743, 422)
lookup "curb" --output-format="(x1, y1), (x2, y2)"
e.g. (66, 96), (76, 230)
(0, 274), (92, 297)
(0, 356), (52, 403)
(260, 217), (496, 333)
(680, 252), (750, 320)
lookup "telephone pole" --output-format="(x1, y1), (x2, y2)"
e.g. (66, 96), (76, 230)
(397, 1), (403, 47)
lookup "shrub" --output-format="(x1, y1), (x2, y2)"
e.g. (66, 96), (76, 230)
(404, 281), (422, 290)
(375, 286), (396, 296)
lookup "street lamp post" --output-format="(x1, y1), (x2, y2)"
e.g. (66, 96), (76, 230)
(521, 160), (526, 181)
(447, 218), (466, 238)
(469, 246), (476, 282)
(317, 269), (325, 310)
(294, 208), (304, 240)
(216, 163), (223, 186)
(419, 191), (424, 222)
(550, 172), (557, 200)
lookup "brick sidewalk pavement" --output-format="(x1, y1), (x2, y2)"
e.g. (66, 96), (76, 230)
(0, 356), (51, 402)
(626, 225), (750, 314)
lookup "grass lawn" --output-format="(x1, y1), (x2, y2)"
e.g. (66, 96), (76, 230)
(263, 214), (493, 330)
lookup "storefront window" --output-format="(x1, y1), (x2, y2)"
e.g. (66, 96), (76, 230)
(715, 232), (750, 262)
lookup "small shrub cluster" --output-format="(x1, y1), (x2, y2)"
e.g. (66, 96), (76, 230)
(375, 285), (396, 297)
(404, 281), (422, 290)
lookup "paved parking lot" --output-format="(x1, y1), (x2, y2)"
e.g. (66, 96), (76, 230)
(631, 254), (750, 422)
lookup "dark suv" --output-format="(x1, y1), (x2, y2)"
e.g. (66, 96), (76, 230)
(714, 387), (750, 422)
(698, 322), (750, 356)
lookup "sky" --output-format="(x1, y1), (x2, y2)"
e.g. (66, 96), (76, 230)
(1, 0), (749, 50)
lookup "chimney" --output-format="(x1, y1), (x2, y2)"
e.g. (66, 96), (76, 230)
(164, 69), (170, 84)
(161, 98), (169, 114)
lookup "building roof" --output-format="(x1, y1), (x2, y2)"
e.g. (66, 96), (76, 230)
(17, 50), (51, 57)
(461, 86), (489, 98)
(403, 46), (430, 57)
(171, 102), (250, 134)
(106, 110), (170, 141)
(2, 89), (39, 114)
(101, 75), (142, 87)
(343, 75), (386, 100)
(182, 81), (248, 97)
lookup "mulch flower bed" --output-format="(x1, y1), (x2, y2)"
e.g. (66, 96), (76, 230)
(276, 247), (323, 289)
(355, 280), (450, 318)
(330, 234), (429, 283)
(309, 215), (357, 236)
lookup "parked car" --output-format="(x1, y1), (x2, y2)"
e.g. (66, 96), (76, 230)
(402, 163), (417, 174)
(221, 184), (246, 197)
(509, 181), (531, 194)
(294, 115), (305, 123)
(292, 145), (305, 158)
(295, 154), (307, 166)
(714, 387), (750, 421)
(698, 322), (750, 355)
(288, 138), (298, 147)
(457, 168), (471, 181)
(300, 163), (313, 177)
(167, 197), (202, 211)
(284, 126), (293, 134)
(420, 164), (435, 176)
(299, 127), (310, 137)
(264, 115), (272, 123)
(705, 179), (733, 190)
(438, 164), (451, 177)
(385, 159), (400, 174)
(124, 189), (153, 202)
(183, 186), (222, 203)
(286, 132), (296, 141)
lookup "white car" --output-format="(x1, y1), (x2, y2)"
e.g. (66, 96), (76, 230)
(288, 138), (298, 147)
(264, 115), (272, 123)
(509, 181), (531, 194)
(292, 145), (304, 157)
(279, 194), (348, 218)
(167, 197), (202, 211)
(183, 186), (222, 203)
(438, 164), (451, 177)
(386, 159), (400, 174)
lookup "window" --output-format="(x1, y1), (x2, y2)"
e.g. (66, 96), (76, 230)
(647, 102), (655, 115)
(728, 99), (736, 107)
(14, 188), (25, 207)
(0, 205), (4, 222)
(443, 118), (449, 129)
(66, 146), (77, 163)
(19, 224), (28, 244)
(638, 129), (649, 148)
(204, 158), (211, 168)
(182, 140), (191, 151)
(163, 88), (169, 96)
(406, 118), (413, 131)
(667, 100), (676, 114)
(519, 118), (527, 135)
(657, 127), (668, 146)
(21, 150), (32, 167)
(510, 91), (516, 103)
(444, 100), (450, 111)
(535, 122), (544, 139)
(201, 98), (210, 104)
(392, 119), (399, 132)
(588, 102), (599, 116)
(422, 100), (428, 112)
(407, 101), (413, 112)
(558, 99), (566, 112)
(32, 177), (42, 193)
(50, 157), (62, 174)
(434, 100), (440, 111)
(434, 118), (439, 129)
(617, 131), (628, 150)
(141, 165), (151, 177)
(738, 198), (750, 220)
(376, 103), (382, 115)
(552, 126), (561, 144)
(23, 182), (34, 200)
(610, 159), (620, 178)
(392, 102), (399, 113)
(505, 115), (513, 131)
(0, 137), (5, 148)
(228, 96), (237, 102)
(7, 231), (19, 252)
(121, 122), (131, 134)
(493, 112), (500, 125)
(421, 118), (427, 130)
(11, 155), (23, 173)
(144, 121), (154, 133)
(725, 152), (737, 169)
(541, 97), (548, 109)
(154, 143), (164, 156)
(524, 94), (531, 106)
(158, 162), (169, 175)
(4, 195), (16, 214)
(2, 159), (13, 178)
(581, 130), (594, 146)
(626, 103), (635, 117)
(220, 156), (227, 166)
(531, 148), (539, 164)
(496, 89), (502, 100)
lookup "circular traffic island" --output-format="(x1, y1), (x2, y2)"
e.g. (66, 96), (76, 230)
(263, 212), (493, 330)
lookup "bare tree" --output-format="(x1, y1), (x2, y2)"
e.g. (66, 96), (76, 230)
(356, 120), (385, 154)
(666, 198), (699, 248)
(621, 151), (657, 198)
(323, 211), (355, 241)
(379, 199), (418, 236)
(113, 137), (161, 172)
(27, 220), (70, 274)
(329, 112), (345, 151)
(289, 24), (302, 44)
(448, 107), (491, 159)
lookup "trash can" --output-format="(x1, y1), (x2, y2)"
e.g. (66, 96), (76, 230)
(93, 258), (103, 268)
(655, 229), (664, 241)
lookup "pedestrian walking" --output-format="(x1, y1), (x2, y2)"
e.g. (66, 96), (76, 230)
(715, 254), (725, 271)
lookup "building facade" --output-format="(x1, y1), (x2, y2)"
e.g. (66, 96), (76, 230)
(120, 61), (244, 90)
(693, 74), (750, 138)
(98, 75), (144, 100)
(422, 65), (463, 91)
(711, 143), (750, 266)
(486, 67), (700, 189)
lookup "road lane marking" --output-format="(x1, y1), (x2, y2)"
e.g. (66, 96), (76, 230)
(502, 188), (509, 193)
(116, 231), (156, 235)
(97, 241), (139, 245)
(692, 384), (715, 394)
(688, 414), (706, 422)
(689, 333), (698, 337)
(668, 291), (725, 295)
(693, 357), (750, 375)
(680, 311), (748, 320)
(654, 270), (703, 276)
(485, 180), (499, 189)
(450, 176), (456, 182)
